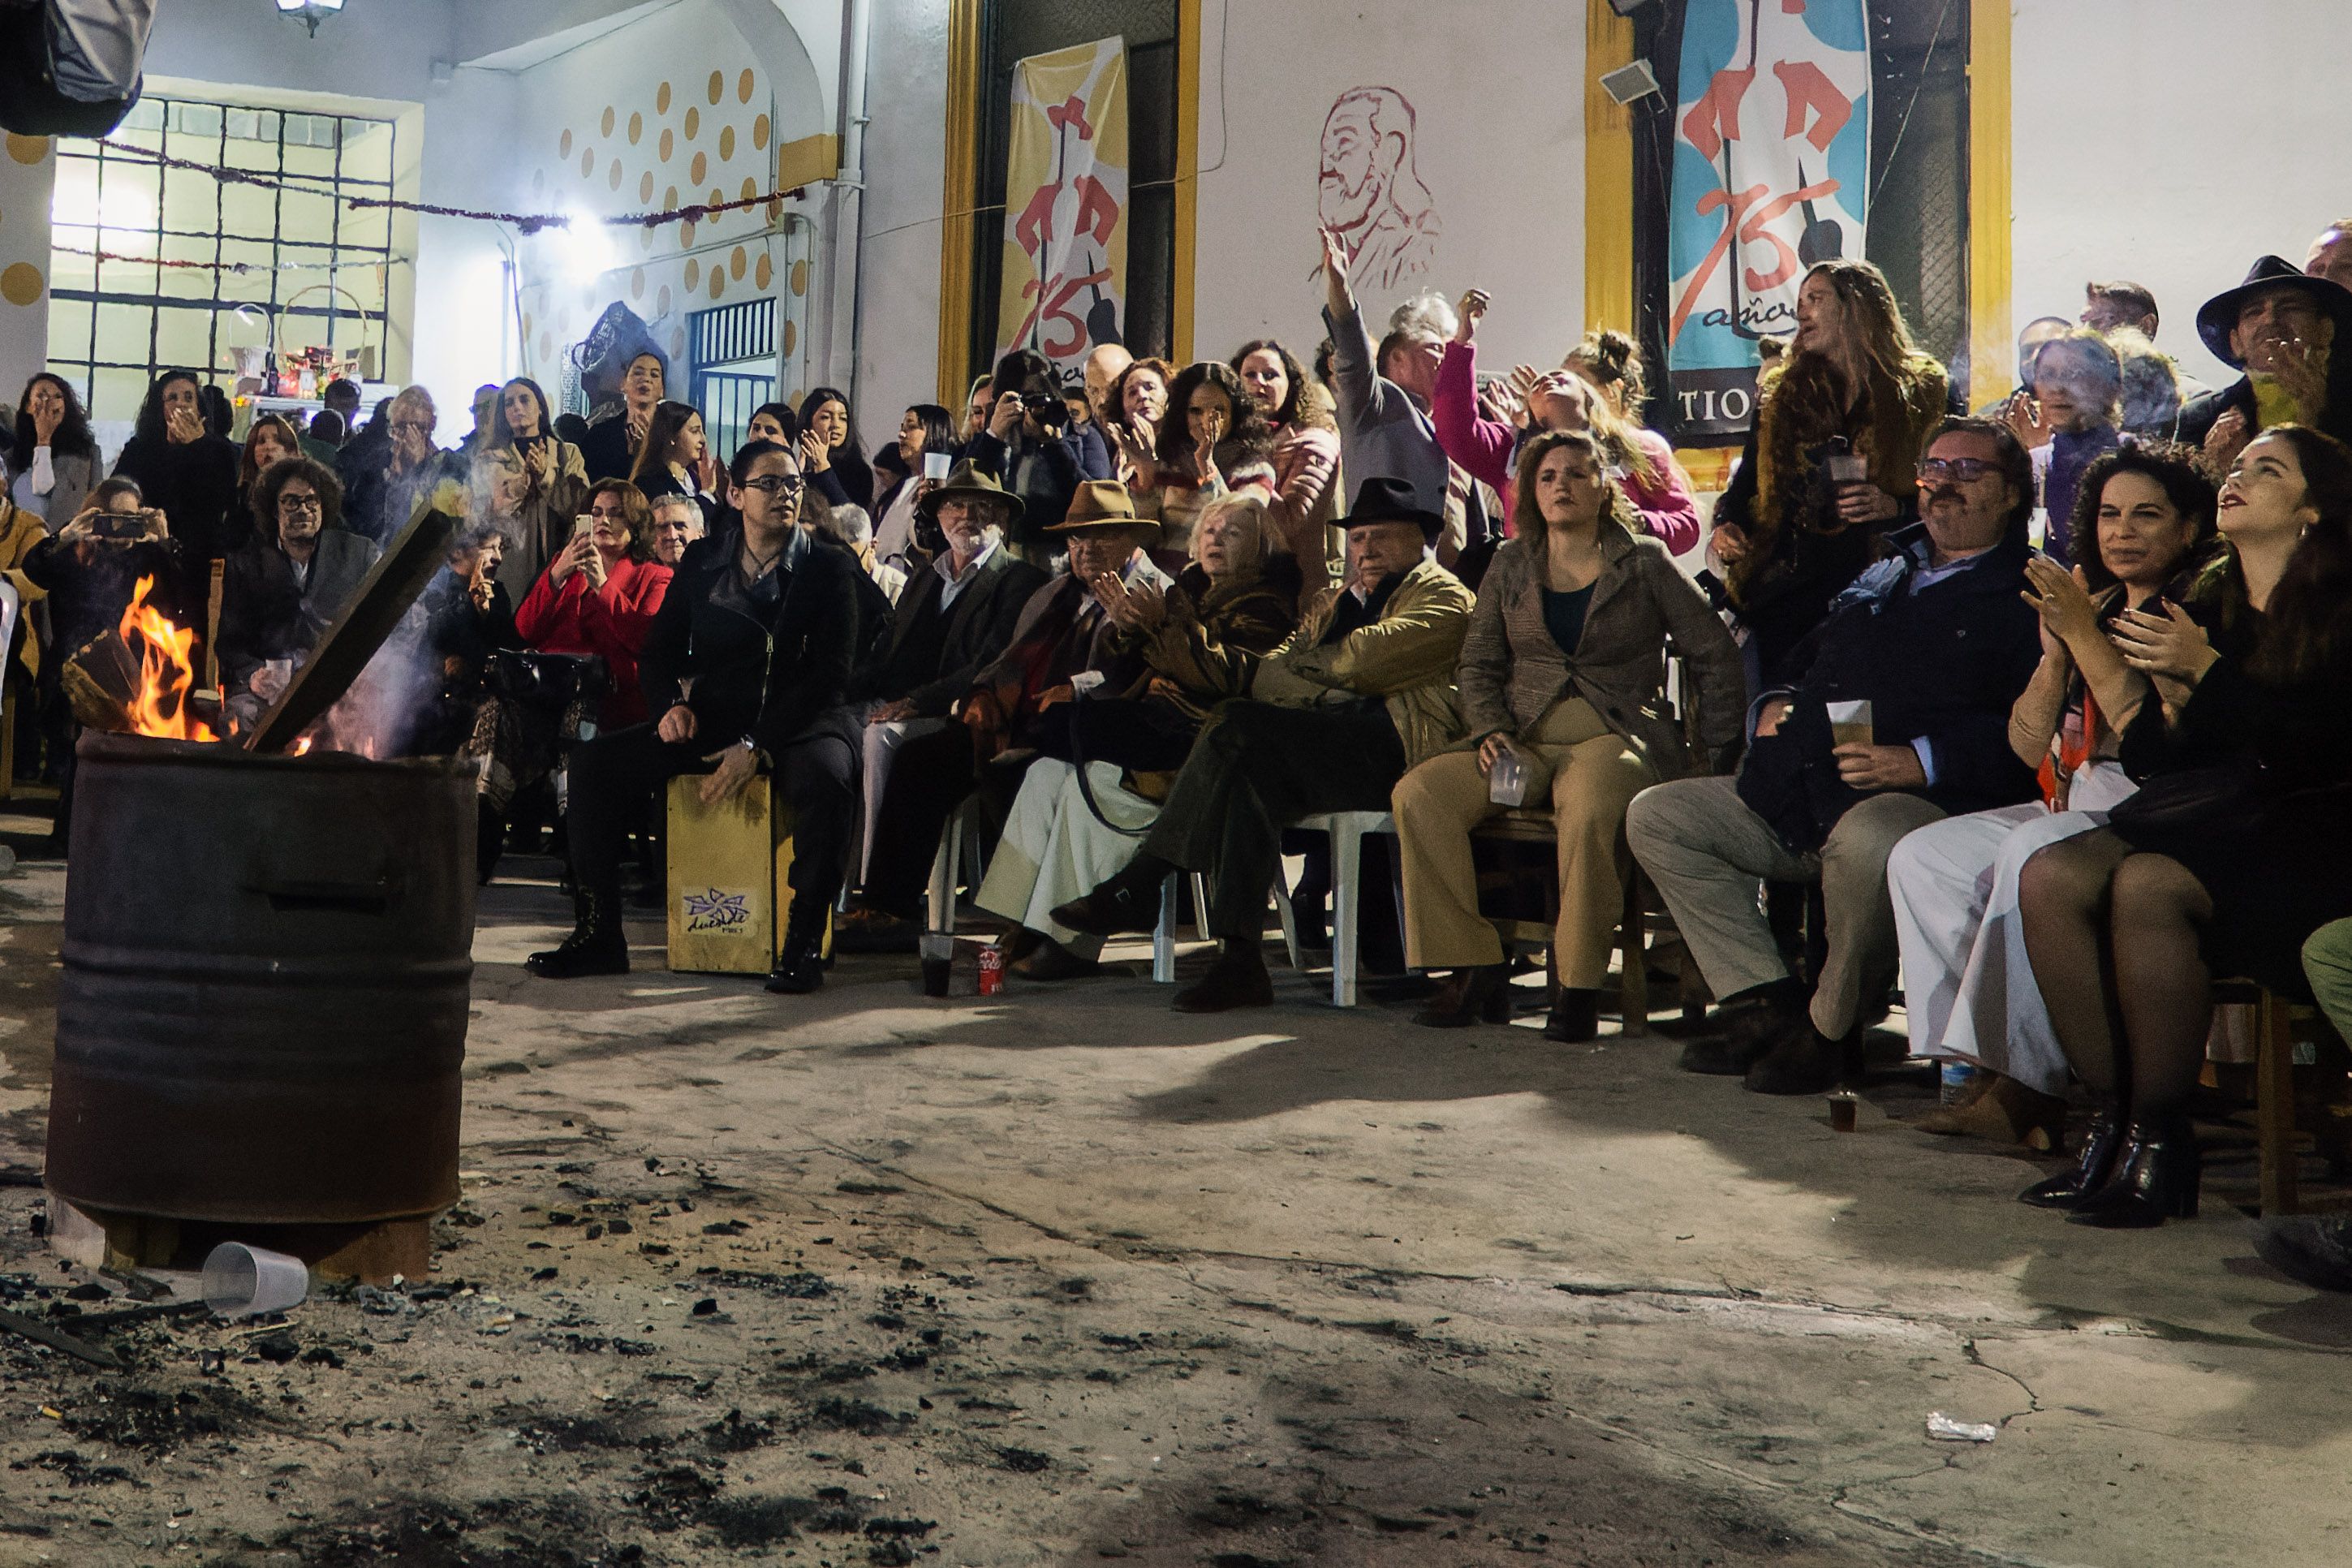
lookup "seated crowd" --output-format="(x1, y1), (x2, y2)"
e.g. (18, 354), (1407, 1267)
(8, 215), (2352, 1288)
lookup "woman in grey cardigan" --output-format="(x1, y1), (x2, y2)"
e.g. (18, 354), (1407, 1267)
(8, 373), (99, 529)
(1394, 429), (1744, 1039)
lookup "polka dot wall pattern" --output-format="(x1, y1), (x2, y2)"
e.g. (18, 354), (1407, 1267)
(2, 136), (54, 316)
(523, 54), (790, 387)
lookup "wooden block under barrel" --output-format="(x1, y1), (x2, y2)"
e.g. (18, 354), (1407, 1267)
(47, 1194), (432, 1286)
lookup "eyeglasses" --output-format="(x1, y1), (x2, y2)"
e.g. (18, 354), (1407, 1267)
(389, 419), (434, 434)
(1916, 457), (2003, 483)
(738, 476), (803, 498)
(278, 494), (323, 515)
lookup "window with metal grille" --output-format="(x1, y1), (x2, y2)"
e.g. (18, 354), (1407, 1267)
(690, 297), (777, 462)
(45, 95), (400, 428)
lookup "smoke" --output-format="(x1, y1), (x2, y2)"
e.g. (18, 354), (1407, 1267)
(304, 595), (447, 761)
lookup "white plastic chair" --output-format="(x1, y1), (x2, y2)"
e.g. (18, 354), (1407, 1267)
(1286, 811), (1401, 1007)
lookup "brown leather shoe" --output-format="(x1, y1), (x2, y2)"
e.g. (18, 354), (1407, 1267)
(1915, 1072), (2066, 1151)
(1413, 964), (1507, 1028)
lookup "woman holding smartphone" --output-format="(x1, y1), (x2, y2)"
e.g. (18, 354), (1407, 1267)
(515, 479), (674, 726)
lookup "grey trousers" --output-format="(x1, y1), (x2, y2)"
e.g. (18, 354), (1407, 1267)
(1626, 775), (1946, 1039)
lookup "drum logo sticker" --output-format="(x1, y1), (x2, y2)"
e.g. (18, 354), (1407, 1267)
(683, 887), (753, 933)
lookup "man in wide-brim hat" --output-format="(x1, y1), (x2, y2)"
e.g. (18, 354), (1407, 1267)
(2181, 254), (2352, 463)
(839, 478), (1175, 947)
(1052, 476), (1476, 1013)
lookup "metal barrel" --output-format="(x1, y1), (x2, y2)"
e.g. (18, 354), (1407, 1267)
(45, 733), (477, 1225)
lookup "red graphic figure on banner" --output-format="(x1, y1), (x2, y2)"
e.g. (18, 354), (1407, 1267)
(1773, 59), (1853, 152)
(1069, 174), (1119, 247)
(1679, 66), (1755, 162)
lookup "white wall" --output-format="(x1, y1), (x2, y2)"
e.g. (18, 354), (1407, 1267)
(409, 0), (834, 439)
(1190, 0), (1587, 377)
(0, 137), (56, 393)
(2010, 0), (2348, 390)
(849, 0), (950, 438)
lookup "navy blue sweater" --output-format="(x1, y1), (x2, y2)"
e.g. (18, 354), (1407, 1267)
(1737, 524), (2044, 852)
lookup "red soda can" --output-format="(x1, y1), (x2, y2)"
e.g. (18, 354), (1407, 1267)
(976, 945), (1004, 996)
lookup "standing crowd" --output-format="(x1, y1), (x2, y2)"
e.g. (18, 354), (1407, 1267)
(7, 213), (2352, 1288)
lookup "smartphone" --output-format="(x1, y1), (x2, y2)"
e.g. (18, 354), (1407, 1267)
(923, 451), (953, 482)
(571, 514), (596, 538)
(93, 512), (147, 540)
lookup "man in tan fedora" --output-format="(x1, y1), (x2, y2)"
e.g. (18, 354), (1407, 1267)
(838, 478), (1177, 947)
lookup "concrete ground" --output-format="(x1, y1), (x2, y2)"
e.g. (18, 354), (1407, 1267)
(3, 853), (2351, 1567)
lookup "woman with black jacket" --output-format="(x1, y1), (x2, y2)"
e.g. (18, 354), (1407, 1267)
(528, 438), (863, 995)
(110, 369), (243, 569)
(2016, 425), (2352, 1227)
(798, 386), (874, 512)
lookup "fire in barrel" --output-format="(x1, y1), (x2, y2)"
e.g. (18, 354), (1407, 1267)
(45, 506), (476, 1281)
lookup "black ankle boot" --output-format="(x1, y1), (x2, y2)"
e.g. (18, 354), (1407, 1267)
(1173, 938), (1273, 1014)
(2018, 1104), (2124, 1209)
(765, 920), (826, 994)
(2067, 1117), (2200, 1228)
(1413, 964), (1508, 1028)
(1052, 855), (1173, 938)
(1544, 987), (1600, 1043)
(527, 885), (629, 978)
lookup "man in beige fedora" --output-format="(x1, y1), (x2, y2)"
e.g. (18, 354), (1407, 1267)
(838, 478), (1176, 949)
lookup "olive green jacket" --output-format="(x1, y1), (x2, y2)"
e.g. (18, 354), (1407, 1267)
(1249, 556), (1475, 765)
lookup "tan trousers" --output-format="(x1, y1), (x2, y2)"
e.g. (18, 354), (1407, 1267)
(1392, 698), (1656, 985)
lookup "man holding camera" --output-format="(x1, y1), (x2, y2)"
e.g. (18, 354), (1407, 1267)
(963, 351), (1114, 562)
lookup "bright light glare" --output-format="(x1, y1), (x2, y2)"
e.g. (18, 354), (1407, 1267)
(554, 209), (615, 282)
(277, 0), (346, 13)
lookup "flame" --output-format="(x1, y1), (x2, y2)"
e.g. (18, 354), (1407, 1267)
(289, 736), (315, 756)
(118, 575), (218, 742)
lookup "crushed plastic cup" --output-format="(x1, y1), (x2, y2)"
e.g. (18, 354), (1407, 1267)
(1488, 747), (1527, 808)
(1925, 1411), (1998, 1443)
(202, 1241), (309, 1320)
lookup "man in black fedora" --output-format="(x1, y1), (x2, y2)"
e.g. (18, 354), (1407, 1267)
(2180, 254), (2352, 467)
(1054, 476), (1475, 1012)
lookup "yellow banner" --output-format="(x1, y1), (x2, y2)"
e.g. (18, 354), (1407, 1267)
(994, 36), (1129, 377)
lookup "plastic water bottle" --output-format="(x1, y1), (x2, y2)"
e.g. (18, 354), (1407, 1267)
(1940, 1061), (1979, 1104)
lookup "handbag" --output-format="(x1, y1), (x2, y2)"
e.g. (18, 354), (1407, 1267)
(2105, 759), (2263, 836)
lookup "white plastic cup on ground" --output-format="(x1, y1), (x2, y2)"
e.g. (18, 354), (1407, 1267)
(202, 1241), (310, 1320)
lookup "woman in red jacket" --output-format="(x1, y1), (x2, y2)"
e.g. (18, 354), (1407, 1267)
(515, 478), (672, 726)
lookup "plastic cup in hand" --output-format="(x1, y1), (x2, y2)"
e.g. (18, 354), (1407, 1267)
(202, 1241), (309, 1320)
(919, 933), (954, 997)
(1488, 747), (1527, 808)
(1827, 452), (1869, 486)
(924, 451), (953, 481)
(1827, 699), (1874, 751)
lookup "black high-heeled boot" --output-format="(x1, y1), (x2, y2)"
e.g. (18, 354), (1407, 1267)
(2066, 1116), (2201, 1228)
(2018, 1103), (2123, 1209)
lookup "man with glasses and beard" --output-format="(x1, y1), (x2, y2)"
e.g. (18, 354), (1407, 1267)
(1628, 419), (2044, 1098)
(528, 439), (864, 996)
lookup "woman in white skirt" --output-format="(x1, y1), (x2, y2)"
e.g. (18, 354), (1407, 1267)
(977, 495), (1298, 978)
(1888, 443), (2218, 1143)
